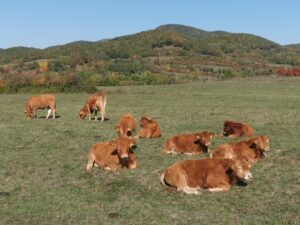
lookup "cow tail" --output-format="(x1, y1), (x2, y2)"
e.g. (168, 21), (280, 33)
(86, 152), (95, 172)
(160, 172), (167, 187)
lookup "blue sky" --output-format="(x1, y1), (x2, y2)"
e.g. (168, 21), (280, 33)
(1, 0), (299, 49)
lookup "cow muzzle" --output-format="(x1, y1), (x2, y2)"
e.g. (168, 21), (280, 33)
(244, 172), (253, 181)
(120, 153), (129, 159)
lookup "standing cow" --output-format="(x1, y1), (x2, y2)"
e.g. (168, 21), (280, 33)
(79, 92), (107, 121)
(24, 94), (56, 119)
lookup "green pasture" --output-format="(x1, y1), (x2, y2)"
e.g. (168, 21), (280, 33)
(0, 77), (299, 224)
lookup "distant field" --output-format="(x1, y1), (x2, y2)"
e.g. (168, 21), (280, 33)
(0, 77), (299, 225)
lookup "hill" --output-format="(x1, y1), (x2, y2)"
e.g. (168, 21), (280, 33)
(0, 24), (299, 92)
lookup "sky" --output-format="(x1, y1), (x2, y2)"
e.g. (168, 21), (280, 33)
(1, 0), (300, 49)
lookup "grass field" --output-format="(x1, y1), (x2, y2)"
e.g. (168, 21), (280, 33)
(0, 77), (299, 225)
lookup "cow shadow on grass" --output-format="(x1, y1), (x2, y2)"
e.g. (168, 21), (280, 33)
(92, 117), (110, 121)
(38, 115), (61, 119)
(236, 180), (248, 187)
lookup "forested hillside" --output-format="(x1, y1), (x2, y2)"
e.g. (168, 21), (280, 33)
(0, 24), (299, 93)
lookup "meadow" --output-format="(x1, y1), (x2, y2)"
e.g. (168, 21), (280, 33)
(0, 76), (299, 225)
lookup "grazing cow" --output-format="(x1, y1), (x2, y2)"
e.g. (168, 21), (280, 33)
(24, 94), (56, 119)
(135, 116), (161, 138)
(160, 158), (253, 194)
(115, 113), (137, 137)
(86, 136), (137, 172)
(223, 120), (255, 138)
(163, 131), (216, 155)
(79, 92), (107, 121)
(211, 135), (270, 165)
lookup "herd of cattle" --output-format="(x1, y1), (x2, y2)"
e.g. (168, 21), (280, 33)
(24, 93), (270, 195)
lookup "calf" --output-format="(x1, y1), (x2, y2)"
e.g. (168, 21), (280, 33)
(135, 116), (161, 138)
(163, 131), (215, 155)
(223, 120), (255, 138)
(161, 158), (252, 194)
(86, 136), (137, 172)
(211, 135), (270, 165)
(79, 92), (107, 121)
(24, 94), (56, 119)
(115, 113), (137, 137)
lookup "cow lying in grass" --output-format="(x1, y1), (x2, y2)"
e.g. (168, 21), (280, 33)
(163, 131), (216, 155)
(161, 158), (252, 194)
(24, 94), (56, 119)
(115, 113), (137, 137)
(211, 135), (270, 165)
(135, 116), (161, 138)
(79, 92), (107, 121)
(223, 120), (255, 138)
(86, 136), (137, 172)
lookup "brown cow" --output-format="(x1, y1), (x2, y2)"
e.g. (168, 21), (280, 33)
(79, 92), (107, 121)
(86, 136), (137, 172)
(115, 113), (137, 137)
(223, 120), (255, 138)
(24, 94), (56, 119)
(163, 131), (216, 155)
(160, 158), (253, 194)
(135, 116), (161, 138)
(211, 135), (270, 165)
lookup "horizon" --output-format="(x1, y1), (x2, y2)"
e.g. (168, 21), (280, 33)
(1, 0), (300, 49)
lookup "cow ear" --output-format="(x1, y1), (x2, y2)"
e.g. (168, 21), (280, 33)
(209, 132), (215, 138)
(115, 125), (120, 131)
(110, 140), (117, 146)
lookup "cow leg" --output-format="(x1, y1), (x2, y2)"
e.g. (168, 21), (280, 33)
(46, 109), (51, 119)
(94, 111), (97, 121)
(135, 129), (146, 139)
(32, 109), (37, 119)
(100, 109), (105, 122)
(206, 174), (230, 192)
(206, 186), (230, 192)
(52, 108), (56, 119)
(228, 134), (238, 138)
(174, 174), (202, 194)
(128, 153), (137, 169)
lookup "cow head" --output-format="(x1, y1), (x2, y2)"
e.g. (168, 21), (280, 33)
(140, 116), (152, 127)
(249, 135), (270, 157)
(24, 109), (32, 119)
(115, 125), (133, 137)
(79, 108), (87, 120)
(229, 159), (253, 181)
(24, 106), (33, 119)
(110, 137), (137, 160)
(223, 121), (234, 136)
(195, 131), (216, 153)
